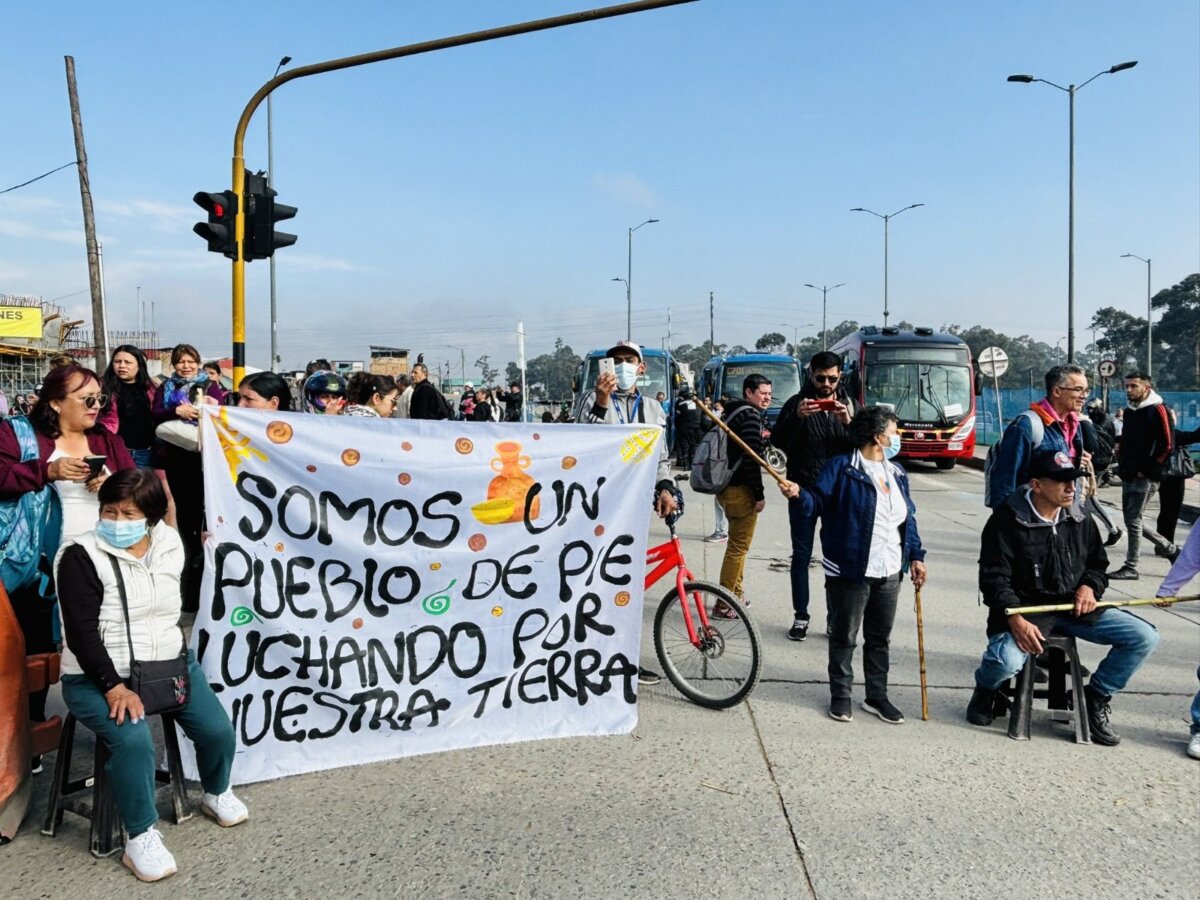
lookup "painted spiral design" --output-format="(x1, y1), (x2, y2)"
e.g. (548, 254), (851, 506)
(230, 605), (261, 627)
(421, 578), (456, 616)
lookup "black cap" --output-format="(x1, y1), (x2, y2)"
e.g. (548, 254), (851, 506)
(1028, 449), (1082, 482)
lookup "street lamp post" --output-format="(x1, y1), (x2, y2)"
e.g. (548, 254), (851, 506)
(779, 323), (813, 355)
(1007, 60), (1138, 364)
(850, 206), (923, 326)
(625, 218), (658, 340)
(804, 282), (846, 350)
(1120, 253), (1152, 376)
(267, 55), (292, 373)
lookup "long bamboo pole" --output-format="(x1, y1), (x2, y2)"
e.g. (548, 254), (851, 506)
(696, 401), (787, 486)
(1005, 594), (1197, 616)
(914, 586), (929, 721)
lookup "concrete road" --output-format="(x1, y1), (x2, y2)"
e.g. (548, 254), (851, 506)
(4, 465), (1198, 898)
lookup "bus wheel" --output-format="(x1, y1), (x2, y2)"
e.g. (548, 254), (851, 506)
(935, 458), (957, 471)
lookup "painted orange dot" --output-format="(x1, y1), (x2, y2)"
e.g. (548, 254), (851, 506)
(341, 449), (361, 466)
(454, 437), (474, 455)
(398, 473), (411, 485)
(491, 606), (503, 617)
(614, 591), (631, 607)
(468, 533), (487, 552)
(594, 525), (605, 537)
(274, 542), (285, 553)
(306, 464), (317, 473)
(266, 421), (293, 444)
(562, 456), (577, 470)
(430, 562), (442, 571)
(401, 441), (413, 451)
(352, 618), (364, 630)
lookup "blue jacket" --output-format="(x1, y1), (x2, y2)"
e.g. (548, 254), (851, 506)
(986, 405), (1084, 510)
(795, 451), (926, 583)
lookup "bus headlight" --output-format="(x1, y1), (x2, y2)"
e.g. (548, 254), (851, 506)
(950, 416), (976, 442)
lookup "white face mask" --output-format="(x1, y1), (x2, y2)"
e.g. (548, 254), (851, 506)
(614, 362), (639, 391)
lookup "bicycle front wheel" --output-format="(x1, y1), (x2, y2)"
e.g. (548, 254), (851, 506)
(653, 580), (763, 709)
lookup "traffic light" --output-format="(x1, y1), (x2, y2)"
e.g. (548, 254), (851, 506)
(192, 191), (238, 258)
(243, 171), (297, 261)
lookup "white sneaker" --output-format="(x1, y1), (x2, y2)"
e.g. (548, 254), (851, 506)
(1188, 733), (1200, 760)
(201, 788), (249, 827)
(123, 827), (177, 882)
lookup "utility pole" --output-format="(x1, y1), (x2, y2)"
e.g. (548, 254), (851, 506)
(709, 291), (714, 352)
(65, 56), (108, 372)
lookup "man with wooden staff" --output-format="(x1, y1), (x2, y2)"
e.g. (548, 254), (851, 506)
(966, 449), (1161, 745)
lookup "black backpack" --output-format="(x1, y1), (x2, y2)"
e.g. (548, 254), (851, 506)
(1080, 418), (1115, 474)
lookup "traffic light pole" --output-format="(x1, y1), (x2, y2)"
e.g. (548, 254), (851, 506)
(225, 0), (696, 387)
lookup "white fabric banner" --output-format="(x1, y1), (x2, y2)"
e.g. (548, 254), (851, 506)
(193, 408), (658, 784)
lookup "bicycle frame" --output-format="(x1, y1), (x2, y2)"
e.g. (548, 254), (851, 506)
(645, 526), (710, 646)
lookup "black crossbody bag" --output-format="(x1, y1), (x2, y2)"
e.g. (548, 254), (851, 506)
(108, 555), (190, 715)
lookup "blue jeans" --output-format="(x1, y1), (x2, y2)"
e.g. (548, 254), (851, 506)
(788, 501), (818, 619)
(974, 609), (1159, 698)
(130, 447), (154, 469)
(61, 652), (236, 837)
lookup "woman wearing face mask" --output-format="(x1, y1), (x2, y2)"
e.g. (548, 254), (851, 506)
(55, 469), (245, 882)
(152, 344), (223, 613)
(0, 364), (135, 778)
(235, 372), (294, 412)
(778, 406), (928, 725)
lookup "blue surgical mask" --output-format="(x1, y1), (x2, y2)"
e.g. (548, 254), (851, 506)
(96, 518), (148, 548)
(614, 362), (640, 391)
(882, 435), (901, 461)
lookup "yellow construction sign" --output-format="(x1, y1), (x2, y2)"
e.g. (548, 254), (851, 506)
(0, 306), (44, 339)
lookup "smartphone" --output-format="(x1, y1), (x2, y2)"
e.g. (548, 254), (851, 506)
(84, 455), (107, 478)
(598, 358), (616, 380)
(814, 398), (839, 412)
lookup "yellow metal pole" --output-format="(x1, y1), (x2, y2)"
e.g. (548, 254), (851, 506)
(225, 0), (696, 385)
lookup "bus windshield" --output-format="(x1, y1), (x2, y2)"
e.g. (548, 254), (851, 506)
(720, 361), (801, 409)
(579, 354), (671, 401)
(864, 356), (972, 424)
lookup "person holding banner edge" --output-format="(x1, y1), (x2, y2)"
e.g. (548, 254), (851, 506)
(56, 469), (246, 882)
(577, 339), (677, 686)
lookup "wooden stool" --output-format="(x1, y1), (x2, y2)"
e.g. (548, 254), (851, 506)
(41, 711), (193, 857)
(1007, 634), (1091, 744)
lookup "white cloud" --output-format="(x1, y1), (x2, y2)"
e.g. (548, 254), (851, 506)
(0, 260), (31, 281)
(96, 198), (193, 233)
(285, 253), (360, 273)
(591, 172), (660, 209)
(0, 219), (83, 243)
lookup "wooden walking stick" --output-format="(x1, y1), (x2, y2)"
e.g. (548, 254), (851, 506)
(1004, 594), (1198, 616)
(915, 586), (929, 721)
(696, 402), (788, 486)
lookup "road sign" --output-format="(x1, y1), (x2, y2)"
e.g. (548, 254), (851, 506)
(1098, 359), (1117, 378)
(977, 346), (1009, 379)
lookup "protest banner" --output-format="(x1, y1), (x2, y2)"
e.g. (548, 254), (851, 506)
(193, 408), (659, 784)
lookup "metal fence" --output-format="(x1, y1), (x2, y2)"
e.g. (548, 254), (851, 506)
(976, 388), (1200, 447)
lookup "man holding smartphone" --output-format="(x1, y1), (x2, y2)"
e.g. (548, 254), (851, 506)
(770, 351), (853, 641)
(577, 340), (677, 686)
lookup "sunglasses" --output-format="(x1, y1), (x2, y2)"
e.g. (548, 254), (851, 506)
(812, 375), (839, 384)
(76, 393), (109, 409)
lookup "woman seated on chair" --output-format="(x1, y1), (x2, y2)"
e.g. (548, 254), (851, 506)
(55, 468), (246, 882)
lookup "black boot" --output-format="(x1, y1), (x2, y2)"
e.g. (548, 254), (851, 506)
(1084, 685), (1121, 746)
(967, 685), (998, 726)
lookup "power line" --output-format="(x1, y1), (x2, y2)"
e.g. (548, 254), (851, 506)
(0, 161), (77, 195)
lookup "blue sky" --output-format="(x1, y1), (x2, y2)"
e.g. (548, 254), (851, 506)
(3, 0), (1197, 374)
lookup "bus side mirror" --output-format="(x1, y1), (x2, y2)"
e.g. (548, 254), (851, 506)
(571, 377), (578, 392)
(846, 370), (860, 396)
(974, 372), (983, 396)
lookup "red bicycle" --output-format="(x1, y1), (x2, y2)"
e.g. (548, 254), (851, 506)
(647, 520), (763, 708)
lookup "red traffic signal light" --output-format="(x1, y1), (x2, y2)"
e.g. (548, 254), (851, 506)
(193, 191), (238, 259)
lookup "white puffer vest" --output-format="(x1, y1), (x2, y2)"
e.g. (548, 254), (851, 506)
(56, 522), (185, 678)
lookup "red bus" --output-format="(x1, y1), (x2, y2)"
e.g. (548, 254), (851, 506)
(828, 326), (981, 469)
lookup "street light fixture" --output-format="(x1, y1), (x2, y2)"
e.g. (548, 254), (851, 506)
(1007, 59), (1138, 364)
(850, 205), (923, 326)
(804, 282), (846, 350)
(1121, 252), (1153, 375)
(779, 323), (814, 355)
(267, 54), (292, 373)
(625, 218), (659, 340)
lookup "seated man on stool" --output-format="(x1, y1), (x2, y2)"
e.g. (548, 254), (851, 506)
(966, 449), (1160, 745)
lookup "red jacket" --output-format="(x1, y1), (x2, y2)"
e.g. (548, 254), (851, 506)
(0, 421), (135, 500)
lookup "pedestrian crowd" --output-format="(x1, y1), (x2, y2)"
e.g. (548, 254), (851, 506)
(0, 340), (1196, 883)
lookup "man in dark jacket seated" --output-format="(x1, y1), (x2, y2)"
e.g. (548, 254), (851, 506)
(966, 449), (1160, 745)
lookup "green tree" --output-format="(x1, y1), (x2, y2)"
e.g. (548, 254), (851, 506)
(474, 354), (500, 386)
(755, 331), (787, 353)
(504, 338), (581, 401)
(1152, 273), (1200, 389)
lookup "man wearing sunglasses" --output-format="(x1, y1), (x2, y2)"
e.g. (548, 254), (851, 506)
(770, 351), (853, 641)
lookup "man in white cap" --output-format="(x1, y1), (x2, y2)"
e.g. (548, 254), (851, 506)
(577, 339), (677, 686)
